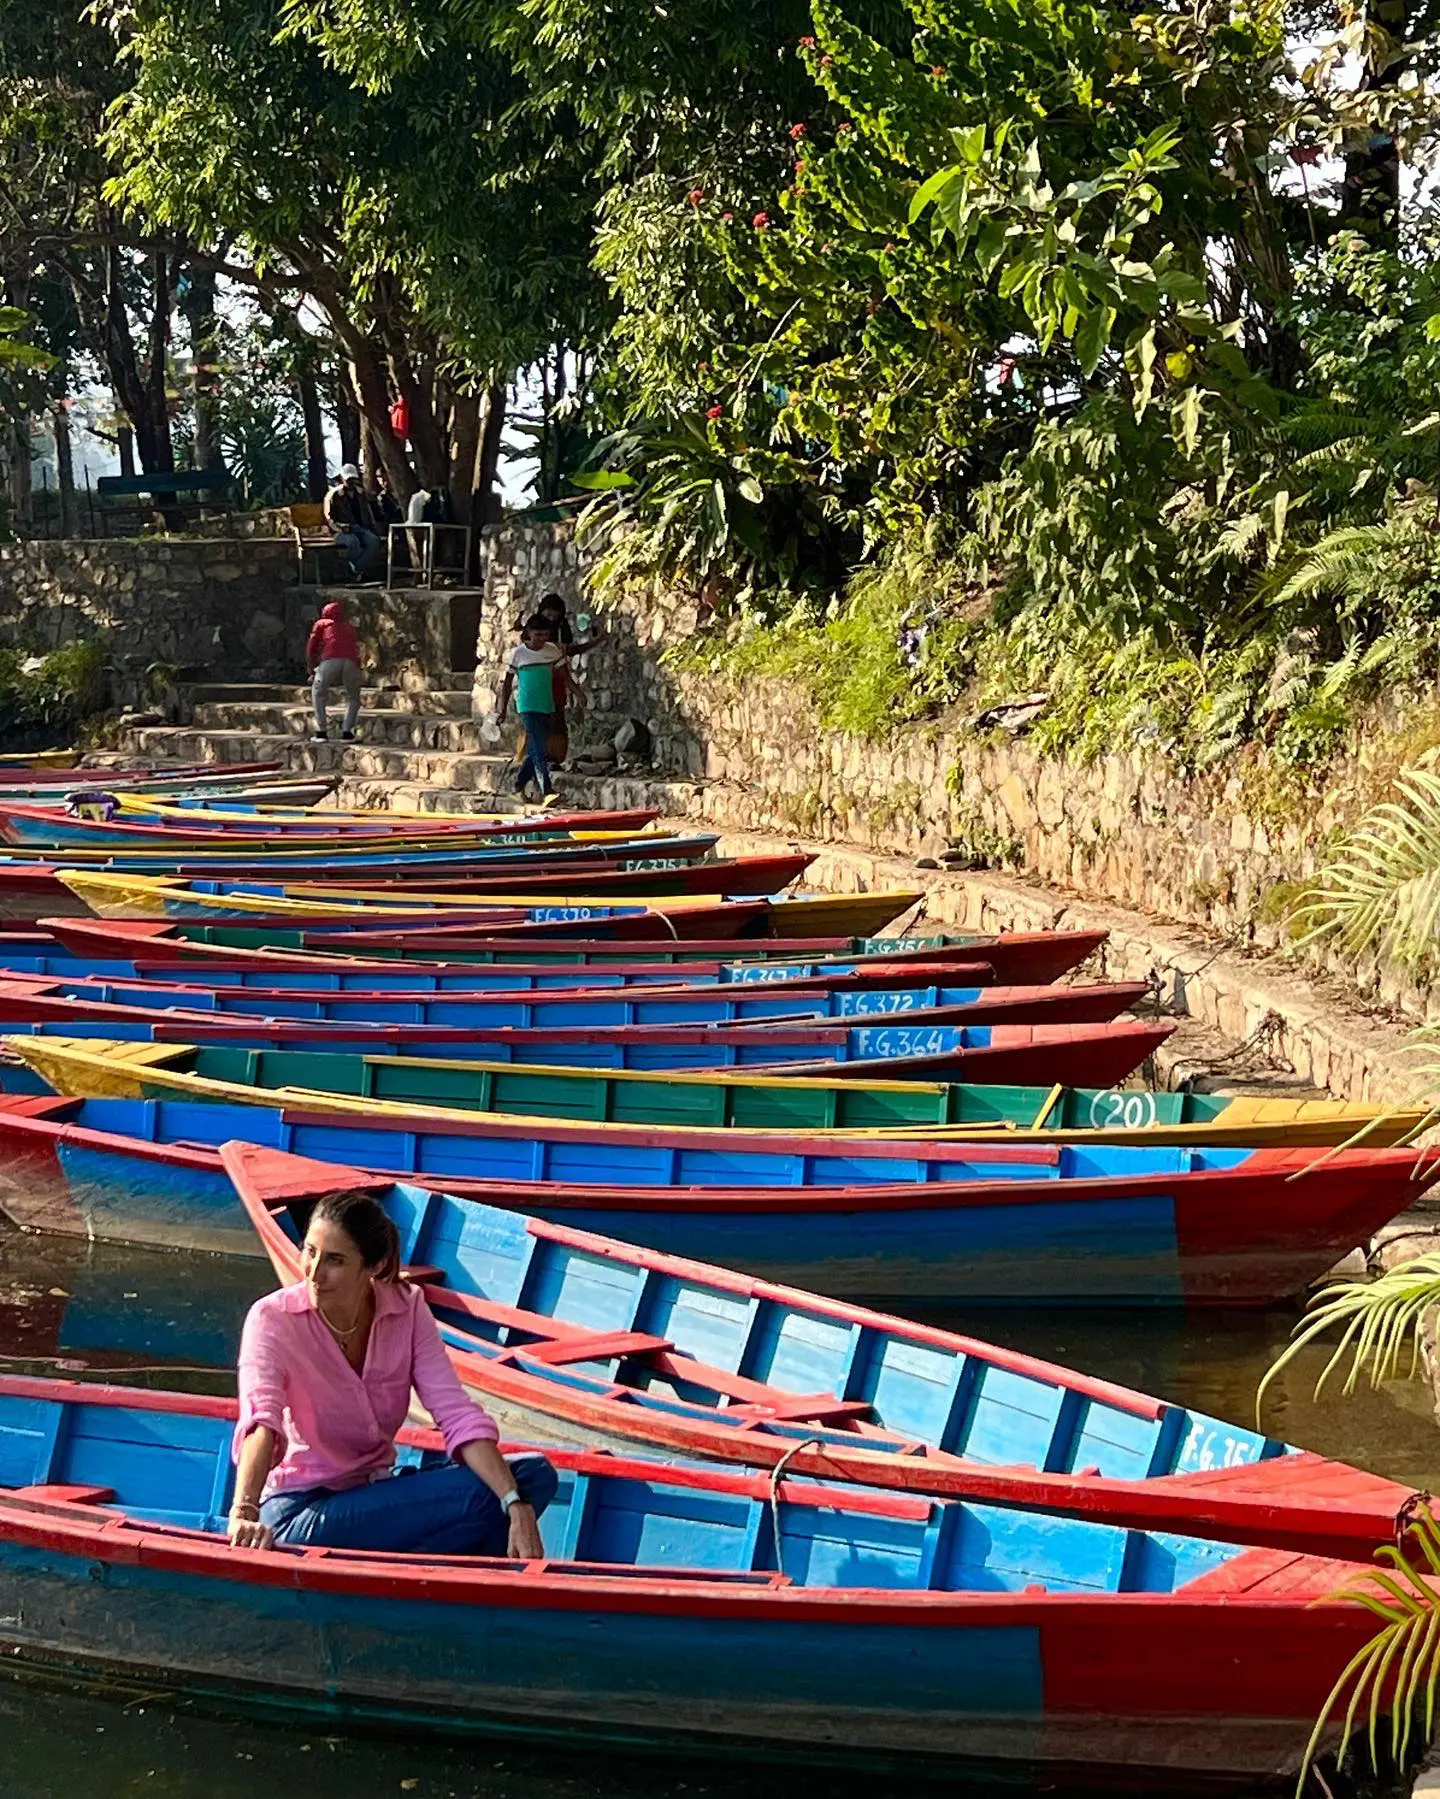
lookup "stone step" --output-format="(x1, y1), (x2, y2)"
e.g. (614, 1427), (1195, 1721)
(191, 706), (489, 753)
(182, 684), (296, 705)
(118, 725), (518, 793)
(193, 691), (474, 732)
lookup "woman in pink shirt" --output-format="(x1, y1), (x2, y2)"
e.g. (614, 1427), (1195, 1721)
(227, 1189), (554, 1556)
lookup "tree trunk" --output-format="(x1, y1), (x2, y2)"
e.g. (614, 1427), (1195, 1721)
(349, 341), (416, 501)
(447, 389), (482, 522)
(474, 383), (507, 527)
(5, 416), (32, 533)
(138, 250), (176, 476)
(298, 365), (327, 500)
(91, 244), (172, 476)
(335, 362), (362, 467)
(180, 263), (222, 469)
(117, 422), (136, 478)
(52, 399), (76, 537)
(388, 342), (448, 491)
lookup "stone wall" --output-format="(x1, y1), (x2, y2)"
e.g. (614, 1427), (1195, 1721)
(474, 519), (704, 765)
(287, 586), (459, 691)
(469, 518), (1440, 1021)
(0, 538), (296, 675)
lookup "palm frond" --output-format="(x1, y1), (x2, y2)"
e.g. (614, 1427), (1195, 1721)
(1298, 1509), (1440, 1795)
(1293, 770), (1440, 968)
(1256, 1248), (1440, 1423)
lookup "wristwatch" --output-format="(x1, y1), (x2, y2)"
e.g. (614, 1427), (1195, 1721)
(499, 1487), (524, 1513)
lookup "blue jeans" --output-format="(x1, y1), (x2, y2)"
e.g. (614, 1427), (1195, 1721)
(333, 527), (381, 578)
(259, 1452), (557, 1555)
(515, 710), (554, 796)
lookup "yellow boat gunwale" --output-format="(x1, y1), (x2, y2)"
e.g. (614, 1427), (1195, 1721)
(7, 1035), (1426, 1149)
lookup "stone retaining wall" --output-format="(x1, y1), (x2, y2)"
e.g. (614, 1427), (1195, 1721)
(474, 521), (705, 766)
(469, 519), (1440, 1023)
(0, 538), (296, 673)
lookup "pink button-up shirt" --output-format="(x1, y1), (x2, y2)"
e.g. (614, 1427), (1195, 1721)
(234, 1278), (500, 1498)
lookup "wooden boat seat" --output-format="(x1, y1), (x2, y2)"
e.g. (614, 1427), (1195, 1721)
(734, 1395), (875, 1426)
(521, 1331), (675, 1367)
(410, 1279), (882, 1431)
(400, 1264), (447, 1285)
(13, 1482), (116, 1505)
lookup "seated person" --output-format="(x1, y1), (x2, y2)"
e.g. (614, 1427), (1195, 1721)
(227, 1188), (555, 1555)
(322, 463), (383, 581)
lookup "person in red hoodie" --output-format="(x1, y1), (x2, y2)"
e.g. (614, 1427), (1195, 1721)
(306, 600), (363, 742)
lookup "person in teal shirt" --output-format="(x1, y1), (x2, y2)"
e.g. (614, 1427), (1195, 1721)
(497, 615), (575, 800)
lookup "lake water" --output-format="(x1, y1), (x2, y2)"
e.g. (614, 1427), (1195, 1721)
(1, 1225), (1433, 1798)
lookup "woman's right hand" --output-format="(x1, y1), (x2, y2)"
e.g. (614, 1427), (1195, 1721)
(227, 1510), (275, 1551)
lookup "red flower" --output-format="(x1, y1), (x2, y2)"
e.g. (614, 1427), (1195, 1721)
(930, 64), (946, 77)
(883, 240), (895, 252)
(821, 54), (833, 67)
(867, 298), (880, 315)
(790, 122), (808, 139)
(686, 187), (705, 205)
(798, 34), (816, 48)
(753, 211), (771, 229)
(706, 406), (724, 419)
(722, 211), (734, 222)
(1290, 143), (1323, 166)
(837, 120), (853, 133)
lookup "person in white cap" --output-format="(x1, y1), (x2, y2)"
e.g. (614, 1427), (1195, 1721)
(322, 463), (382, 581)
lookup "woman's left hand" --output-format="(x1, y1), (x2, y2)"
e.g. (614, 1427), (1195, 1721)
(506, 1501), (543, 1560)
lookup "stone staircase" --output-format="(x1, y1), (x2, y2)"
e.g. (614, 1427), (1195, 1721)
(114, 681), (677, 814)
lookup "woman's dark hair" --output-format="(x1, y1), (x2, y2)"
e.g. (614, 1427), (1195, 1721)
(308, 1189), (401, 1282)
(538, 592), (567, 614)
(521, 613), (554, 634)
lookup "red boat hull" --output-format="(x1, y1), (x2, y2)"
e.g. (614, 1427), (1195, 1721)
(0, 974), (1149, 1030)
(42, 918), (1111, 984)
(4, 1014), (1174, 1085)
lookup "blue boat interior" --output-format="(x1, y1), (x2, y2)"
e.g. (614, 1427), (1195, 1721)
(258, 1176), (1281, 1481)
(0, 1019), (998, 1072)
(5, 974), (998, 1027)
(0, 834), (711, 875)
(155, 884), (651, 926)
(0, 949), (889, 993)
(0, 1383), (1249, 1594)
(3, 1089), (1255, 1192)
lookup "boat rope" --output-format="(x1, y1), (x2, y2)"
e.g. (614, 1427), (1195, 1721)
(1395, 1489), (1434, 1549)
(1177, 1009), (1295, 1081)
(767, 1436), (824, 1577)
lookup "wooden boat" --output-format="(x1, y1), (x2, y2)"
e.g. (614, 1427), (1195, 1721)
(56, 870), (921, 939)
(6, 1016), (1175, 1085)
(0, 829), (712, 868)
(0, 748), (80, 770)
(0, 971), (1149, 1033)
(0, 840), (721, 922)
(0, 1373), (1383, 1787)
(0, 1062), (1425, 1305)
(20, 1036), (1416, 1147)
(0, 755), (310, 787)
(0, 945), (1008, 995)
(0, 800), (661, 849)
(221, 1141), (1410, 1559)
(43, 917), (1108, 983)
